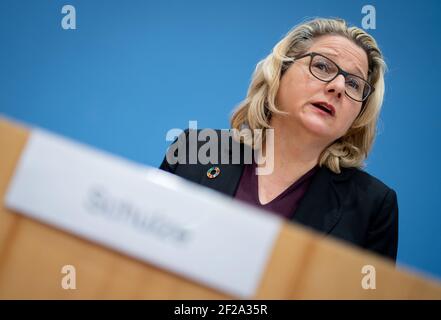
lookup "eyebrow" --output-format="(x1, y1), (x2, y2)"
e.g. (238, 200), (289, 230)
(317, 51), (367, 80)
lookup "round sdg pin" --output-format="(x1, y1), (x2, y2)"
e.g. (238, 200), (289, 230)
(207, 166), (220, 179)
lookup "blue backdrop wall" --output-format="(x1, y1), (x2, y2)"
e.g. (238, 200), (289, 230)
(1, 0), (440, 280)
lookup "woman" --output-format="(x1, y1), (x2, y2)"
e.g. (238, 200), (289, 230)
(160, 18), (398, 262)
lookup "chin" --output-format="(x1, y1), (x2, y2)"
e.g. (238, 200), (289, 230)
(301, 117), (334, 139)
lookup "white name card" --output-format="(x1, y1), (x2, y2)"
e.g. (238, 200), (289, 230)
(5, 129), (282, 298)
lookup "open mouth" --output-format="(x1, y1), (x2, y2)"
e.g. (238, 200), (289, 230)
(311, 103), (334, 116)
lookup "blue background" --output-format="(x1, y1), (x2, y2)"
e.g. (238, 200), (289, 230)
(1, 0), (440, 280)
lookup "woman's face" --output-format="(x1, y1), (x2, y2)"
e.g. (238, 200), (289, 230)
(275, 35), (369, 144)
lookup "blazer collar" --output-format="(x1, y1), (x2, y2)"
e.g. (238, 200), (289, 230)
(291, 166), (354, 234)
(198, 135), (246, 197)
(198, 131), (356, 235)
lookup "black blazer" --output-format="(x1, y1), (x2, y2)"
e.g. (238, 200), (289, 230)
(159, 129), (399, 262)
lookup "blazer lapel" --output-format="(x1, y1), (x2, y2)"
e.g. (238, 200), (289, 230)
(292, 166), (349, 234)
(198, 134), (247, 197)
(198, 163), (245, 196)
(195, 130), (353, 236)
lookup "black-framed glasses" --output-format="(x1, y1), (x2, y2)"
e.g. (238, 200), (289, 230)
(295, 52), (374, 102)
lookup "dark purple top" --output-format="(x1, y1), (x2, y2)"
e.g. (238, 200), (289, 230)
(234, 162), (318, 219)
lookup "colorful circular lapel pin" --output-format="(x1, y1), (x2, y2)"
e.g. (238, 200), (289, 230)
(207, 166), (220, 179)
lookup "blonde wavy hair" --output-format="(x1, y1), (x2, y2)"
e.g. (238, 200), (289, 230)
(230, 18), (387, 173)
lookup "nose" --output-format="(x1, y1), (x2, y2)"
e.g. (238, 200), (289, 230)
(325, 74), (346, 99)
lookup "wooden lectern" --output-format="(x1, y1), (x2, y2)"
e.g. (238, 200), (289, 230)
(0, 117), (440, 299)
